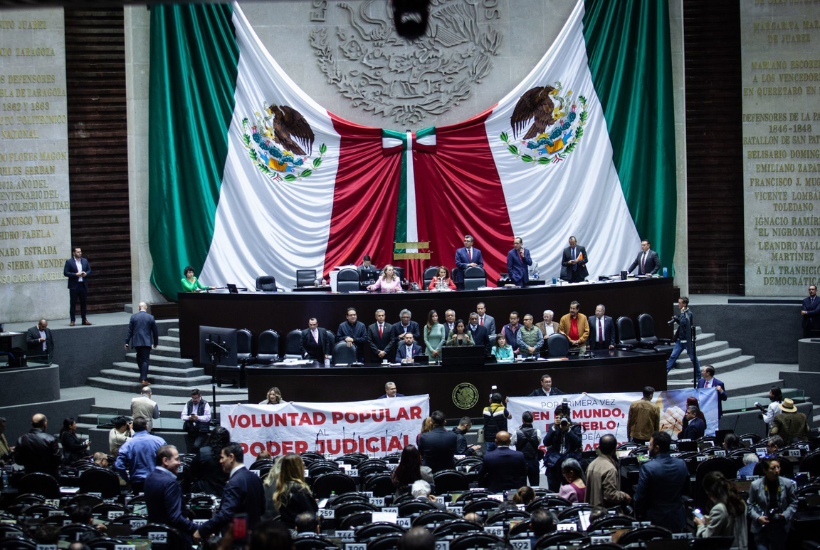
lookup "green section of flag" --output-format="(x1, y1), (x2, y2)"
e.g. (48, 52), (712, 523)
(383, 129), (409, 252)
(583, 0), (677, 274)
(148, 4), (239, 299)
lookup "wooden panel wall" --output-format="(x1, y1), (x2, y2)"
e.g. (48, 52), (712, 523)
(65, 9), (131, 313)
(683, 0), (745, 294)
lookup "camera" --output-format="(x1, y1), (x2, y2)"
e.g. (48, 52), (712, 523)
(667, 316), (679, 326)
(560, 417), (570, 427)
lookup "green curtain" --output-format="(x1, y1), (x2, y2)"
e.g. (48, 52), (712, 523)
(148, 4), (238, 300)
(583, 0), (677, 274)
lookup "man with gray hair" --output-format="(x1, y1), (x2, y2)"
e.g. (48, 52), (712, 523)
(411, 480), (445, 509)
(131, 386), (159, 431)
(378, 381), (405, 399)
(125, 301), (158, 386)
(367, 309), (393, 361)
(390, 309), (420, 349)
(589, 304), (615, 350)
(536, 310), (559, 338)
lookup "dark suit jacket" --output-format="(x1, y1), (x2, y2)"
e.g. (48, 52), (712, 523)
(467, 324), (491, 353)
(417, 427), (458, 473)
(633, 453), (690, 532)
(696, 377), (728, 418)
(395, 342), (423, 363)
(803, 295), (820, 329)
(390, 321), (421, 350)
(528, 387), (564, 397)
(26, 326), (54, 355)
(145, 467), (196, 539)
(300, 327), (332, 361)
(477, 446), (528, 493)
(378, 393), (405, 399)
(336, 321), (367, 361)
(679, 417), (706, 440)
(588, 315), (615, 349)
(199, 466), (265, 538)
(560, 245), (589, 281)
(628, 249), (660, 275)
(506, 248), (532, 286)
(63, 257), (91, 289)
(367, 321), (394, 360)
(454, 247), (484, 283)
(125, 311), (159, 348)
(15, 428), (62, 477)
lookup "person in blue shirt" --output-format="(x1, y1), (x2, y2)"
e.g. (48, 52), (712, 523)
(114, 417), (166, 492)
(737, 453), (759, 478)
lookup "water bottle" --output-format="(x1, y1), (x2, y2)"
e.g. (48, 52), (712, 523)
(662, 267), (668, 277)
(532, 262), (539, 280)
(1, 470), (8, 489)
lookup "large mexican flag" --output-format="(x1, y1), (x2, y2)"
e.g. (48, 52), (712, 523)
(149, 0), (676, 299)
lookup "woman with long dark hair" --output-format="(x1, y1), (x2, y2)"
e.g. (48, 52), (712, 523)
(424, 310), (445, 360)
(694, 471), (748, 547)
(272, 454), (318, 526)
(391, 444), (434, 497)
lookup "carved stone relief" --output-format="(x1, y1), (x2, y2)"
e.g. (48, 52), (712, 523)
(309, 0), (502, 126)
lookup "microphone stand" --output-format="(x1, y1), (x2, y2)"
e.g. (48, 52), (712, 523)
(205, 339), (229, 424)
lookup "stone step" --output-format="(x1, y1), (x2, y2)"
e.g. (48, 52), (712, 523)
(668, 354), (756, 380)
(87, 377), (248, 398)
(159, 336), (180, 347)
(112, 361), (205, 378)
(677, 340), (729, 358)
(152, 344), (181, 358)
(99, 368), (212, 386)
(124, 352), (194, 369)
(696, 332), (716, 346)
(671, 347), (743, 371)
(168, 328), (180, 338)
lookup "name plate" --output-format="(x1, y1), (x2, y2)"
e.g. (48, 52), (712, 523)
(510, 541), (531, 550)
(434, 541), (450, 550)
(336, 529), (354, 541)
(484, 526), (504, 537)
(130, 519), (147, 529)
(317, 508), (335, 519)
(108, 510), (124, 519)
(591, 536), (612, 544)
(148, 532), (167, 544)
(397, 517), (411, 528)
(383, 507), (398, 515)
(369, 497), (385, 507)
(344, 544), (367, 550)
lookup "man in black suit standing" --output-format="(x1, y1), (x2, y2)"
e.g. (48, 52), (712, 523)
(443, 309), (457, 340)
(627, 240), (660, 275)
(467, 312), (491, 354)
(560, 236), (588, 283)
(194, 442), (264, 543)
(63, 246), (91, 326)
(145, 445), (196, 543)
(26, 319), (54, 359)
(802, 284), (820, 338)
(390, 309), (421, 350)
(125, 302), (159, 386)
(336, 308), (368, 362)
(367, 309), (393, 362)
(417, 410), (458, 473)
(528, 373), (564, 397)
(300, 317), (332, 363)
(477, 431), (528, 493)
(588, 304), (615, 350)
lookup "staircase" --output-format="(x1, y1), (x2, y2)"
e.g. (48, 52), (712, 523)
(666, 327), (756, 390)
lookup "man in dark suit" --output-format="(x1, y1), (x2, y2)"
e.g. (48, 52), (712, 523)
(395, 333), (423, 364)
(443, 309), (457, 340)
(467, 313), (491, 354)
(378, 381), (405, 399)
(336, 308), (368, 362)
(26, 319), (54, 358)
(477, 431), (528, 493)
(628, 240), (660, 275)
(454, 234), (484, 289)
(678, 406), (706, 440)
(194, 443), (265, 543)
(63, 246), (91, 326)
(588, 304), (615, 350)
(560, 236), (588, 282)
(417, 410), (458, 473)
(125, 302), (159, 386)
(633, 431), (690, 532)
(476, 303), (496, 337)
(367, 309), (393, 362)
(528, 373), (564, 396)
(696, 365), (727, 418)
(300, 317), (332, 363)
(506, 237), (532, 287)
(802, 284), (820, 338)
(145, 445), (196, 542)
(390, 309), (421, 351)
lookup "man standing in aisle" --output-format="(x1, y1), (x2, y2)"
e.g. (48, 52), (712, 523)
(665, 296), (701, 381)
(145, 445), (196, 543)
(627, 240), (660, 276)
(125, 302), (159, 386)
(63, 246), (91, 326)
(802, 284), (820, 338)
(627, 387), (659, 444)
(506, 237), (532, 287)
(560, 236), (588, 283)
(454, 235), (484, 290)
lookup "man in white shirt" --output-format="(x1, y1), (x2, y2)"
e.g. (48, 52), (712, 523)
(181, 389), (211, 453)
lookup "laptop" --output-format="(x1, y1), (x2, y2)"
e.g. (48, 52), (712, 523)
(441, 346), (486, 366)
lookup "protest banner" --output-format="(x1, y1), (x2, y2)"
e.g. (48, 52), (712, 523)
(221, 395), (429, 459)
(507, 389), (718, 451)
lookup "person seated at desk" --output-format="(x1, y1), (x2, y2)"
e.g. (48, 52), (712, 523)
(428, 265), (456, 290)
(492, 333), (513, 362)
(367, 264), (402, 292)
(357, 255), (378, 285)
(444, 319), (473, 347)
(395, 333), (423, 364)
(181, 266), (214, 292)
(423, 310), (445, 361)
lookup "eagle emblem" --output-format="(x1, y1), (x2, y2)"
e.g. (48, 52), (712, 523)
(500, 82), (588, 166)
(242, 104), (326, 182)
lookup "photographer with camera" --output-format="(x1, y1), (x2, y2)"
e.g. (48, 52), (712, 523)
(755, 387), (783, 435)
(543, 403), (582, 491)
(747, 458), (797, 550)
(665, 296), (701, 384)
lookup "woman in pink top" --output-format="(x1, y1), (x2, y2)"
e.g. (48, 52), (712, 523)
(557, 458), (586, 503)
(368, 264), (402, 292)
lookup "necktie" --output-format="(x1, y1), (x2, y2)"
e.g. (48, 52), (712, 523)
(572, 248), (577, 272)
(598, 320), (603, 344)
(379, 324), (383, 338)
(406, 346), (412, 359)
(479, 317), (484, 326)
(468, 248), (472, 261)
(519, 251), (524, 262)
(641, 252), (646, 274)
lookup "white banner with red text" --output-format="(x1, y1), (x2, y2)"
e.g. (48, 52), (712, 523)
(221, 396), (430, 459)
(507, 389), (719, 452)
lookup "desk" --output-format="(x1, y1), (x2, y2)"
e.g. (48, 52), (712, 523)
(178, 277), (678, 364)
(244, 351), (667, 419)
